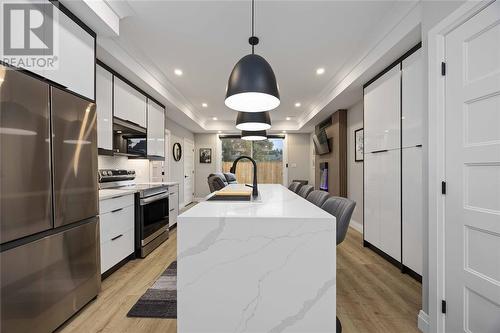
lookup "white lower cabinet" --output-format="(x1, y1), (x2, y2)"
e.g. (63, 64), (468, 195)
(99, 194), (135, 274)
(402, 147), (423, 274)
(168, 185), (179, 228)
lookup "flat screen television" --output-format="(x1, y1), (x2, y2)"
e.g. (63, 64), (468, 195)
(313, 129), (330, 155)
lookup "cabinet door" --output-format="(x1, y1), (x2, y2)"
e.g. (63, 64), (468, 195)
(402, 49), (424, 148)
(114, 77), (147, 127)
(10, 2), (95, 100)
(364, 66), (401, 152)
(402, 146), (423, 274)
(96, 65), (113, 151)
(44, 8), (95, 100)
(363, 152), (380, 247)
(377, 149), (401, 261)
(169, 191), (179, 228)
(147, 99), (165, 157)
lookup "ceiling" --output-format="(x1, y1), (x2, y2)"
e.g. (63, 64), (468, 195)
(92, 1), (418, 133)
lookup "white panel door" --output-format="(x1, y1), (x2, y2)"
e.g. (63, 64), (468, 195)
(113, 77), (147, 127)
(377, 149), (401, 262)
(402, 146), (423, 274)
(402, 48), (424, 148)
(96, 65), (113, 150)
(445, 2), (500, 332)
(183, 139), (195, 206)
(364, 66), (401, 152)
(363, 152), (380, 248)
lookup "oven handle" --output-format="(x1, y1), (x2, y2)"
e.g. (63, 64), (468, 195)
(140, 192), (169, 205)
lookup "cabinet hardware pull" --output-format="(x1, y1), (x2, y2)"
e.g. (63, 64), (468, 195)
(111, 208), (123, 213)
(371, 149), (388, 154)
(169, 209), (174, 212)
(111, 234), (123, 241)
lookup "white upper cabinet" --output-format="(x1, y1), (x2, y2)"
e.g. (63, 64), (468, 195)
(96, 65), (113, 151)
(402, 49), (424, 148)
(147, 99), (165, 157)
(15, 3), (95, 100)
(114, 77), (147, 128)
(364, 66), (401, 152)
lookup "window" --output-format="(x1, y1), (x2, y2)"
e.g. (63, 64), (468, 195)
(221, 137), (284, 184)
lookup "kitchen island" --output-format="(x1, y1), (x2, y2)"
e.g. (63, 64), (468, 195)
(177, 184), (336, 332)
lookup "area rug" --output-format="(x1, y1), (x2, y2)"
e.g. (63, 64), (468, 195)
(127, 261), (177, 318)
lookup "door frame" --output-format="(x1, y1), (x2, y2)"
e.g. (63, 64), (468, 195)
(427, 1), (494, 332)
(183, 138), (195, 206)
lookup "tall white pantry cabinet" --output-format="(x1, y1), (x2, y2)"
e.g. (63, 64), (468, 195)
(363, 46), (423, 277)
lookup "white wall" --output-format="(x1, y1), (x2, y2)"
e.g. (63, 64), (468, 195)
(194, 133), (219, 198)
(166, 118), (195, 207)
(420, 0), (465, 315)
(286, 134), (312, 186)
(346, 100), (364, 233)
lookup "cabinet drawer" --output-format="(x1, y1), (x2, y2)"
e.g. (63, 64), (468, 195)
(100, 205), (134, 243)
(168, 185), (179, 195)
(100, 229), (134, 274)
(99, 194), (134, 215)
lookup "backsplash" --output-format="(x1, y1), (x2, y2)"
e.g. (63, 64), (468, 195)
(98, 156), (152, 183)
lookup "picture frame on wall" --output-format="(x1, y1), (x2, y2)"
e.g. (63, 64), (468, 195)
(199, 148), (212, 164)
(354, 128), (364, 162)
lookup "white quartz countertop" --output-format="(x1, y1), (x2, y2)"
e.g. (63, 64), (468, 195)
(98, 188), (137, 200)
(99, 181), (179, 201)
(177, 183), (336, 332)
(179, 184), (333, 220)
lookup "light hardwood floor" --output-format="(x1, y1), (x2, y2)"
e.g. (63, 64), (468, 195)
(59, 227), (421, 333)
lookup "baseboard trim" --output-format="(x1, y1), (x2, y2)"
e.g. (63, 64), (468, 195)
(349, 219), (363, 233)
(418, 310), (430, 333)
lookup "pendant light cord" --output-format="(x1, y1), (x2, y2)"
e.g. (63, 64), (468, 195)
(251, 0), (255, 54)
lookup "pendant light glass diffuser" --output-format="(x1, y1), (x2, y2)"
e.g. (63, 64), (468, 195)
(241, 130), (267, 141)
(235, 111), (271, 131)
(225, 0), (280, 113)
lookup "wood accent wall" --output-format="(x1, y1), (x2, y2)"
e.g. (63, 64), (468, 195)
(314, 109), (347, 197)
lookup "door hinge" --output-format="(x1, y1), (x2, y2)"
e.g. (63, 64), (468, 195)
(441, 300), (447, 314)
(441, 181), (446, 195)
(441, 62), (446, 76)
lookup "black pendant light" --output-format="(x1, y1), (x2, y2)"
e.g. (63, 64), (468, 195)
(241, 130), (267, 141)
(235, 111), (271, 131)
(225, 0), (280, 112)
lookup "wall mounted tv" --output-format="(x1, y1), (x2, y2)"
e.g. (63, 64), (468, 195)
(313, 129), (330, 155)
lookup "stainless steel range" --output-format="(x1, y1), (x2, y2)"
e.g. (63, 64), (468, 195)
(99, 169), (169, 258)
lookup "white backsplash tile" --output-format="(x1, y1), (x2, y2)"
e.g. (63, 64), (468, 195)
(98, 155), (151, 183)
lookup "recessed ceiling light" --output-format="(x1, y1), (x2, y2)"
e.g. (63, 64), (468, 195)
(294, 102), (301, 108)
(316, 67), (325, 75)
(282, 130), (287, 133)
(174, 69), (183, 76)
(286, 117), (291, 121)
(202, 103), (208, 108)
(212, 117), (218, 121)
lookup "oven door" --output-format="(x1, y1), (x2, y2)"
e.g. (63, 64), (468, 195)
(140, 192), (169, 245)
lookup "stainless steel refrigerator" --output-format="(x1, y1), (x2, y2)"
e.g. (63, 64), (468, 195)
(0, 64), (100, 333)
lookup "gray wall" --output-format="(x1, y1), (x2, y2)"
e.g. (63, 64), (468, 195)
(194, 133), (219, 198)
(347, 100), (364, 231)
(420, 0), (465, 315)
(286, 134), (312, 186)
(166, 118), (194, 207)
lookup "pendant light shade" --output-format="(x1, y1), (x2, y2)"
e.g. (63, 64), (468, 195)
(235, 111), (271, 131)
(225, 0), (280, 113)
(225, 54), (280, 112)
(241, 130), (267, 141)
